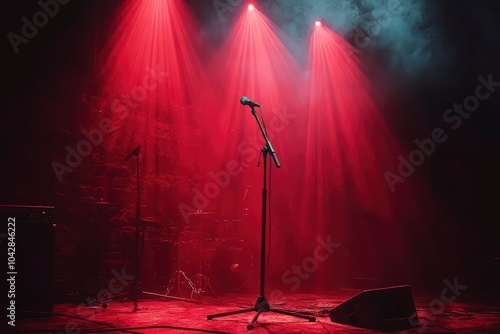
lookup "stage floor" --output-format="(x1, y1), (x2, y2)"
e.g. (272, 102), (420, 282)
(10, 289), (500, 333)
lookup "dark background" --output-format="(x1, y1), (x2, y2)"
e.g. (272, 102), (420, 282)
(1, 0), (499, 296)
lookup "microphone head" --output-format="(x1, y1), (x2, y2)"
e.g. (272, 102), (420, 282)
(240, 96), (249, 105)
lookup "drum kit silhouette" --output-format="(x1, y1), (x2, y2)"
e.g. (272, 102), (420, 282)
(142, 211), (254, 303)
(126, 98), (313, 330)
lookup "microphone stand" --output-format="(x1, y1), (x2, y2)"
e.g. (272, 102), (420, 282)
(125, 146), (199, 306)
(130, 146), (142, 312)
(207, 106), (316, 330)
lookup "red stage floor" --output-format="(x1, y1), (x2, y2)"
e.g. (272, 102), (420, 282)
(9, 289), (500, 333)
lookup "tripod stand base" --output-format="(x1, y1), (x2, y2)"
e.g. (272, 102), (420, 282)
(207, 296), (316, 330)
(193, 273), (217, 298)
(143, 270), (202, 304)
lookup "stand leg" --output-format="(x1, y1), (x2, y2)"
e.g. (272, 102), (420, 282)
(247, 310), (262, 330)
(207, 308), (254, 320)
(207, 295), (316, 330)
(143, 270), (201, 304)
(272, 308), (316, 321)
(167, 270), (200, 298)
(194, 273), (217, 298)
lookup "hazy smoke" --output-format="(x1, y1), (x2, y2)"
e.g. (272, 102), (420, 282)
(263, 0), (452, 79)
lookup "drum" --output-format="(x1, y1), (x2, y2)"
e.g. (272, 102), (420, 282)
(206, 239), (252, 292)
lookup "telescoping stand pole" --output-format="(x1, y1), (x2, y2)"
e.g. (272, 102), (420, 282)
(207, 101), (316, 330)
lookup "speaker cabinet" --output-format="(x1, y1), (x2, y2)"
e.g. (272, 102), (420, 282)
(329, 285), (419, 331)
(0, 205), (56, 318)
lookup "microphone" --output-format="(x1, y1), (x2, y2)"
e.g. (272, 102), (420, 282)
(124, 145), (141, 162)
(240, 96), (260, 108)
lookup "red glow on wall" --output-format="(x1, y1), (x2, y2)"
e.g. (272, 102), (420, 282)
(90, 0), (427, 291)
(97, 0), (211, 218)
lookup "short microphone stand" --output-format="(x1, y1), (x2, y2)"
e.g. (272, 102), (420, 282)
(125, 146), (197, 307)
(207, 106), (316, 330)
(130, 146), (142, 312)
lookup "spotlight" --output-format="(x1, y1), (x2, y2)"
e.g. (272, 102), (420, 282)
(248, 4), (254, 11)
(315, 20), (321, 27)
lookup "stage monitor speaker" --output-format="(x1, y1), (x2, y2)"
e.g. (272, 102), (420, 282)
(329, 285), (419, 331)
(0, 205), (56, 318)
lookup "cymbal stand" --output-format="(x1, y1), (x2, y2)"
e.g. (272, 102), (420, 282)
(192, 215), (216, 297)
(128, 145), (143, 312)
